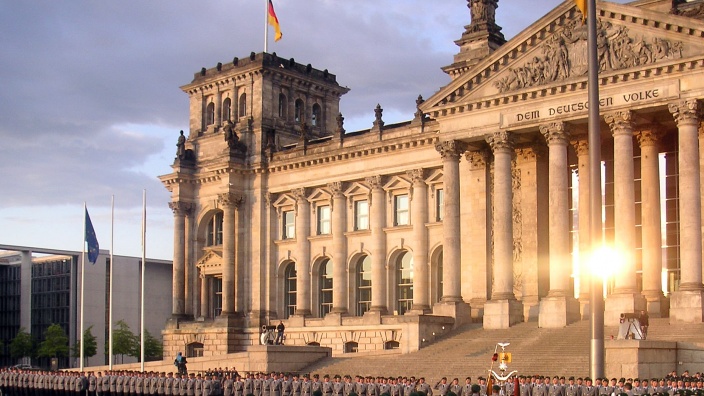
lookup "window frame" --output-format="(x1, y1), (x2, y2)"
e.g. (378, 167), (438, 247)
(354, 200), (369, 231)
(282, 210), (295, 240)
(317, 205), (331, 235)
(394, 194), (410, 226)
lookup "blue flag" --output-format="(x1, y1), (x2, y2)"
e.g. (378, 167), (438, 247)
(85, 208), (100, 264)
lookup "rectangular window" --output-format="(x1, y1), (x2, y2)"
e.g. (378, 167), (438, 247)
(394, 194), (409, 226)
(436, 189), (444, 221)
(317, 205), (331, 235)
(212, 277), (222, 317)
(355, 200), (369, 230)
(283, 210), (295, 239)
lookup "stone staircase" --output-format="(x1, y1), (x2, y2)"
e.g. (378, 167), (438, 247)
(300, 317), (703, 384)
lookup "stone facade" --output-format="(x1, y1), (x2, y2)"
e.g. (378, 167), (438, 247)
(160, 0), (704, 358)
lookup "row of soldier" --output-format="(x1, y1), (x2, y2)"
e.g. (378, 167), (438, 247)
(2, 369), (703, 396)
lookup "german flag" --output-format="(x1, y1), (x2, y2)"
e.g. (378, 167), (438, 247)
(268, 0), (283, 42)
(575, 0), (587, 21)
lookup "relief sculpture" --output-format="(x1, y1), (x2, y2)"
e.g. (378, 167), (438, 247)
(495, 17), (683, 93)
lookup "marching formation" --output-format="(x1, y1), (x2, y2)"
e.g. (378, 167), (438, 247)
(1, 370), (703, 396)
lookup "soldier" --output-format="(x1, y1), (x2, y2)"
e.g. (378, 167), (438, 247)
(518, 376), (532, 396)
(581, 378), (596, 396)
(332, 376), (344, 396)
(354, 377), (366, 396)
(343, 376), (354, 396)
(136, 373), (146, 396)
(89, 372), (98, 396)
(202, 376), (213, 396)
(281, 374), (293, 396)
(449, 378), (461, 396)
(417, 378), (432, 396)
(435, 378), (449, 396)
(180, 373), (189, 396)
(311, 375), (322, 396)
(565, 377), (580, 396)
(301, 375), (312, 396)
(322, 376), (333, 396)
(292, 374), (302, 396)
(548, 377), (564, 396)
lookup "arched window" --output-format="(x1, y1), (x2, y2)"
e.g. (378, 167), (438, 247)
(206, 212), (223, 246)
(239, 93), (247, 117)
(311, 103), (321, 126)
(307, 342), (321, 347)
(294, 99), (304, 123)
(186, 342), (204, 358)
(206, 102), (215, 126)
(319, 259), (333, 317)
(222, 98), (232, 122)
(278, 94), (287, 119)
(436, 251), (444, 304)
(384, 340), (400, 350)
(344, 341), (358, 353)
(397, 251), (413, 315)
(284, 263), (297, 318)
(356, 255), (372, 316)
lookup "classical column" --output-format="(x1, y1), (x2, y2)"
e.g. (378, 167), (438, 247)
(366, 175), (388, 314)
(408, 168), (430, 313)
(200, 274), (209, 318)
(669, 99), (704, 323)
(465, 150), (491, 320)
(604, 110), (645, 324)
(572, 136), (591, 318)
(329, 182), (349, 314)
(234, 196), (246, 314)
(218, 193), (239, 316)
(637, 126), (665, 316)
(293, 188), (312, 316)
(484, 131), (523, 329)
(538, 122), (579, 328)
(169, 201), (192, 316)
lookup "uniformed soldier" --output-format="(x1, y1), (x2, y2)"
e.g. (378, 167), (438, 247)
(281, 374), (293, 396)
(311, 375), (322, 396)
(435, 378), (449, 396)
(416, 378), (432, 396)
(332, 376), (344, 396)
(449, 378), (461, 396)
(519, 376), (532, 396)
(565, 377), (580, 396)
(253, 373), (263, 396)
(89, 372), (98, 396)
(343, 376), (354, 396)
(301, 375), (312, 396)
(582, 378), (596, 396)
(233, 375), (244, 396)
(194, 374), (203, 396)
(322, 376), (333, 396)
(549, 377), (565, 396)
(202, 376), (213, 396)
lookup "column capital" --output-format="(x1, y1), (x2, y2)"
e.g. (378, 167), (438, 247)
(465, 149), (490, 169)
(291, 188), (308, 204)
(327, 182), (345, 198)
(218, 192), (244, 209)
(540, 122), (571, 145)
(486, 131), (515, 153)
(265, 192), (276, 206)
(636, 125), (664, 148)
(406, 168), (426, 186)
(365, 175), (384, 191)
(435, 140), (467, 160)
(516, 143), (547, 162)
(604, 110), (635, 136)
(669, 99), (701, 127)
(169, 201), (194, 216)
(570, 137), (589, 157)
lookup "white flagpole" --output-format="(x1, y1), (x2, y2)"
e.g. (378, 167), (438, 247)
(80, 202), (86, 372)
(264, 0), (269, 53)
(140, 189), (146, 372)
(109, 195), (114, 370)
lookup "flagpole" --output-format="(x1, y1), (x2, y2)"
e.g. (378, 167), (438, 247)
(109, 195), (114, 370)
(587, 0), (605, 380)
(264, 0), (269, 53)
(80, 203), (86, 372)
(140, 189), (146, 372)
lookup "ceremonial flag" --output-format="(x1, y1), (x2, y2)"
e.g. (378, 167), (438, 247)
(268, 0), (283, 42)
(85, 208), (99, 264)
(575, 0), (587, 21)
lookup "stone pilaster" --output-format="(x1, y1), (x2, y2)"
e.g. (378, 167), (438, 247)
(328, 182), (348, 315)
(538, 122), (579, 328)
(484, 131), (523, 329)
(293, 188), (312, 316)
(669, 99), (704, 323)
(572, 136), (591, 319)
(465, 149), (491, 320)
(218, 192), (242, 316)
(169, 201), (193, 317)
(636, 126), (667, 317)
(515, 144), (548, 321)
(200, 273), (209, 319)
(604, 111), (646, 325)
(408, 169), (431, 313)
(366, 175), (388, 315)
(234, 195), (246, 315)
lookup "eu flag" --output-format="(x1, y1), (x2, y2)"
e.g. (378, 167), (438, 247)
(85, 208), (100, 264)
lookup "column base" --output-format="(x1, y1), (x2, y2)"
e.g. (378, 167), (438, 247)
(469, 298), (487, 321)
(521, 295), (540, 322)
(215, 312), (246, 327)
(407, 304), (432, 315)
(604, 292), (647, 327)
(670, 289), (704, 323)
(642, 291), (668, 318)
(323, 312), (344, 325)
(433, 300), (471, 327)
(369, 305), (389, 315)
(362, 310), (383, 325)
(483, 299), (523, 329)
(538, 295), (580, 328)
(288, 314), (307, 327)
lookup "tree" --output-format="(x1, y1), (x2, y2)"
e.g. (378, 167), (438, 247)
(71, 325), (97, 364)
(37, 324), (69, 359)
(9, 328), (33, 364)
(109, 320), (138, 363)
(143, 329), (163, 362)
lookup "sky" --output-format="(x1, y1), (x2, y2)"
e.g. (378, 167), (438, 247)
(0, 0), (631, 260)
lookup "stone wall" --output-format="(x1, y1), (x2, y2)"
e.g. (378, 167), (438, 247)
(605, 340), (704, 378)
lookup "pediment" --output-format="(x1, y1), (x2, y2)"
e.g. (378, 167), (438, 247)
(197, 248), (222, 276)
(421, 1), (704, 117)
(383, 175), (411, 191)
(272, 193), (296, 208)
(308, 187), (332, 203)
(344, 181), (370, 197)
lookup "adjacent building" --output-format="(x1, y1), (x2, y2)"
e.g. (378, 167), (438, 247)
(0, 245), (172, 368)
(160, 0), (704, 357)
